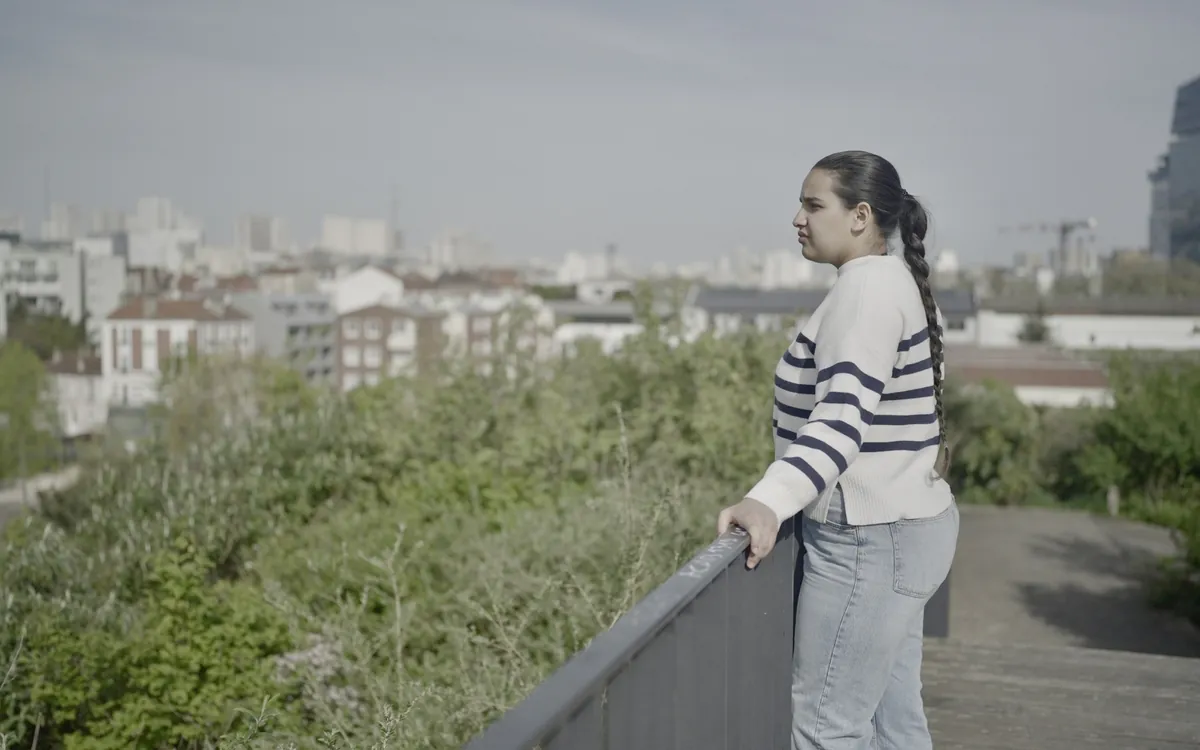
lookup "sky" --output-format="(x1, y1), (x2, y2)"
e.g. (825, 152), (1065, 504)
(1, 0), (1199, 267)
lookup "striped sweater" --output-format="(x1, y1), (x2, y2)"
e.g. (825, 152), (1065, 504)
(745, 253), (954, 527)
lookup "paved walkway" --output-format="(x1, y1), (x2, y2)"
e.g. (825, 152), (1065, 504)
(949, 504), (1200, 658)
(0, 466), (80, 528)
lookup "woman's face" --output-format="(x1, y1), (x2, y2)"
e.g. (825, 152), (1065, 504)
(793, 168), (868, 266)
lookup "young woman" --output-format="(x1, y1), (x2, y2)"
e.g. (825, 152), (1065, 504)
(717, 150), (959, 750)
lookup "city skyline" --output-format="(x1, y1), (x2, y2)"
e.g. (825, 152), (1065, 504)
(2, 0), (1199, 265)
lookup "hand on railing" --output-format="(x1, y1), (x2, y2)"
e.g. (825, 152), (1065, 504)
(716, 498), (781, 570)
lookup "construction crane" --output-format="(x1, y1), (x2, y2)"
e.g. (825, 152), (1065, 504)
(998, 218), (1098, 270)
(999, 217), (1097, 252)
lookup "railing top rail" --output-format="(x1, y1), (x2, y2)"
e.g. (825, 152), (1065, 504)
(462, 529), (751, 749)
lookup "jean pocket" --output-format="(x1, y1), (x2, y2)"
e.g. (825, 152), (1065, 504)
(889, 505), (958, 599)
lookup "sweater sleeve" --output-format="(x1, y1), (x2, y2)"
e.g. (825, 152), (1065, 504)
(745, 270), (904, 525)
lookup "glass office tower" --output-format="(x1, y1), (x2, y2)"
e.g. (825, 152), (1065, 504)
(1154, 75), (1200, 263)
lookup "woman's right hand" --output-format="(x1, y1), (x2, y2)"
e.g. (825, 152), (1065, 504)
(716, 497), (781, 570)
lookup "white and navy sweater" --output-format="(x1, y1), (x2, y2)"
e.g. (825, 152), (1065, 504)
(745, 253), (955, 527)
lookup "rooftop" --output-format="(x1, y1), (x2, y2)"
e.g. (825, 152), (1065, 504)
(981, 296), (1200, 316)
(46, 350), (102, 376)
(107, 296), (250, 322)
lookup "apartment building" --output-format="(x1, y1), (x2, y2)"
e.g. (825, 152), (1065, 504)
(46, 350), (106, 440)
(230, 291), (337, 386)
(101, 297), (254, 407)
(335, 303), (449, 390)
(0, 240), (84, 322)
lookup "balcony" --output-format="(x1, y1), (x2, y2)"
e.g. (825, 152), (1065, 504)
(464, 506), (1200, 749)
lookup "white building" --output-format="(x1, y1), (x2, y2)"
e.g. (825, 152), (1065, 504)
(186, 245), (250, 277)
(46, 351), (107, 439)
(101, 296), (254, 407)
(328, 266), (405, 314)
(82, 253), (128, 343)
(946, 345), (1111, 408)
(41, 203), (90, 240)
(0, 241), (84, 322)
(974, 298), (1200, 350)
(759, 249), (834, 290)
(321, 215), (390, 256)
(426, 229), (494, 272)
(128, 228), (203, 274)
(130, 197), (200, 233)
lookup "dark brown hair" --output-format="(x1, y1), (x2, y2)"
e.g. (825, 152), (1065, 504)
(812, 150), (949, 473)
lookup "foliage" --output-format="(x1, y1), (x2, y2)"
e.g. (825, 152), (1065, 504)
(2, 311), (1200, 748)
(10, 537), (293, 748)
(1101, 256), (1200, 297)
(942, 380), (1052, 506)
(0, 316), (775, 748)
(1016, 307), (1051, 344)
(0, 341), (61, 481)
(3, 302), (89, 362)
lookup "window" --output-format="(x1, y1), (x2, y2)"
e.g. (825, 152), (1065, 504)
(363, 345), (383, 368)
(342, 319), (361, 339)
(364, 318), (382, 339)
(364, 372), (380, 387)
(342, 372), (361, 392)
(342, 346), (361, 367)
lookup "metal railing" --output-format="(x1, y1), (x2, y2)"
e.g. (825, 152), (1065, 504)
(464, 519), (950, 750)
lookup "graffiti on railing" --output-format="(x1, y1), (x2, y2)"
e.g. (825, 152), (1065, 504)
(677, 530), (748, 579)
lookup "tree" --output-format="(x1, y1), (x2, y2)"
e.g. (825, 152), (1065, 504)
(942, 379), (1050, 506)
(4, 300), (89, 362)
(0, 342), (61, 480)
(1017, 306), (1051, 343)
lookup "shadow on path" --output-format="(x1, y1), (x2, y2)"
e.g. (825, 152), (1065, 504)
(951, 505), (1200, 659)
(1016, 531), (1199, 657)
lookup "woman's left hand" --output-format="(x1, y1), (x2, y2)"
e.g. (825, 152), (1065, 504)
(716, 498), (781, 570)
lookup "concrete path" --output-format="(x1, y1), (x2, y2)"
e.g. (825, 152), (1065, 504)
(949, 504), (1200, 658)
(0, 465), (80, 528)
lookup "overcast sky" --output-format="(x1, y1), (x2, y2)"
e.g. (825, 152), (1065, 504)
(1, 0), (1199, 266)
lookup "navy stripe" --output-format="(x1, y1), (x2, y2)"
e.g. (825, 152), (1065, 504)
(811, 419), (862, 446)
(775, 375), (815, 395)
(892, 357), (932, 378)
(822, 391), (875, 425)
(782, 455), (826, 492)
(782, 350), (815, 369)
(872, 412), (938, 426)
(816, 362), (885, 394)
(775, 420), (863, 447)
(795, 332), (816, 352)
(794, 435), (848, 473)
(860, 435), (941, 453)
(775, 399), (811, 420)
(880, 385), (934, 402)
(897, 328), (929, 352)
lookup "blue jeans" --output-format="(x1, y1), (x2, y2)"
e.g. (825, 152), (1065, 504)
(792, 489), (959, 750)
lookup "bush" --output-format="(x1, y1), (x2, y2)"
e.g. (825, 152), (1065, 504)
(0, 326), (776, 748)
(4, 321), (1200, 747)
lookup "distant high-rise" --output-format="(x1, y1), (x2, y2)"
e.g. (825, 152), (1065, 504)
(320, 215), (389, 256)
(235, 214), (289, 252)
(1151, 74), (1200, 263)
(1148, 155), (1171, 257)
